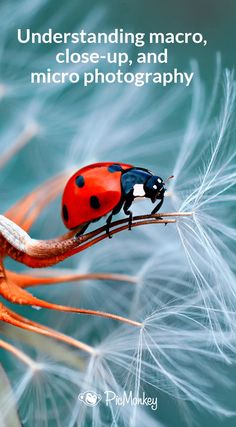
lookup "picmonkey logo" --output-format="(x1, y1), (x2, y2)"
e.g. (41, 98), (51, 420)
(78, 391), (102, 407)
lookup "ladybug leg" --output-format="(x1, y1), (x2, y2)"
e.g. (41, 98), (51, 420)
(106, 213), (113, 239)
(151, 197), (164, 215)
(151, 198), (167, 224)
(106, 200), (124, 239)
(75, 222), (90, 238)
(123, 197), (133, 231)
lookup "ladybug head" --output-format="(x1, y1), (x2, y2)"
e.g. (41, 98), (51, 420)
(144, 175), (166, 203)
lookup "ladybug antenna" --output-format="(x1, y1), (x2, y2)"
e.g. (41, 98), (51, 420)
(163, 175), (174, 185)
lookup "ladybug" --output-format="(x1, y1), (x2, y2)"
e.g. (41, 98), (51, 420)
(62, 162), (167, 237)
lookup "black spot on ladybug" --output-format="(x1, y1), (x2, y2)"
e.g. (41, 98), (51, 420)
(75, 175), (85, 188)
(90, 196), (100, 209)
(62, 204), (69, 222)
(108, 164), (123, 173)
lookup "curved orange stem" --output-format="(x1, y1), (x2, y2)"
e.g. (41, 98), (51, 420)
(0, 302), (94, 354)
(7, 270), (137, 288)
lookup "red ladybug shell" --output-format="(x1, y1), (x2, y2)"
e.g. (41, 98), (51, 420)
(62, 162), (133, 229)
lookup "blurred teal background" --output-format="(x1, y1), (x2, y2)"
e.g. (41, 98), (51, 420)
(29, 0), (236, 75)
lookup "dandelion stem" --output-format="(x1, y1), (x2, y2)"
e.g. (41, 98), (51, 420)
(0, 303), (95, 355)
(0, 338), (37, 369)
(0, 212), (193, 268)
(0, 325), (86, 370)
(0, 273), (142, 328)
(5, 174), (67, 231)
(69, 219), (177, 255)
(7, 270), (137, 288)
(79, 211), (193, 241)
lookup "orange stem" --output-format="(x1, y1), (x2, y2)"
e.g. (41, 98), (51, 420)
(7, 270), (137, 288)
(0, 303), (94, 354)
(18, 218), (176, 267)
(0, 338), (36, 368)
(5, 174), (67, 230)
(0, 274), (141, 327)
